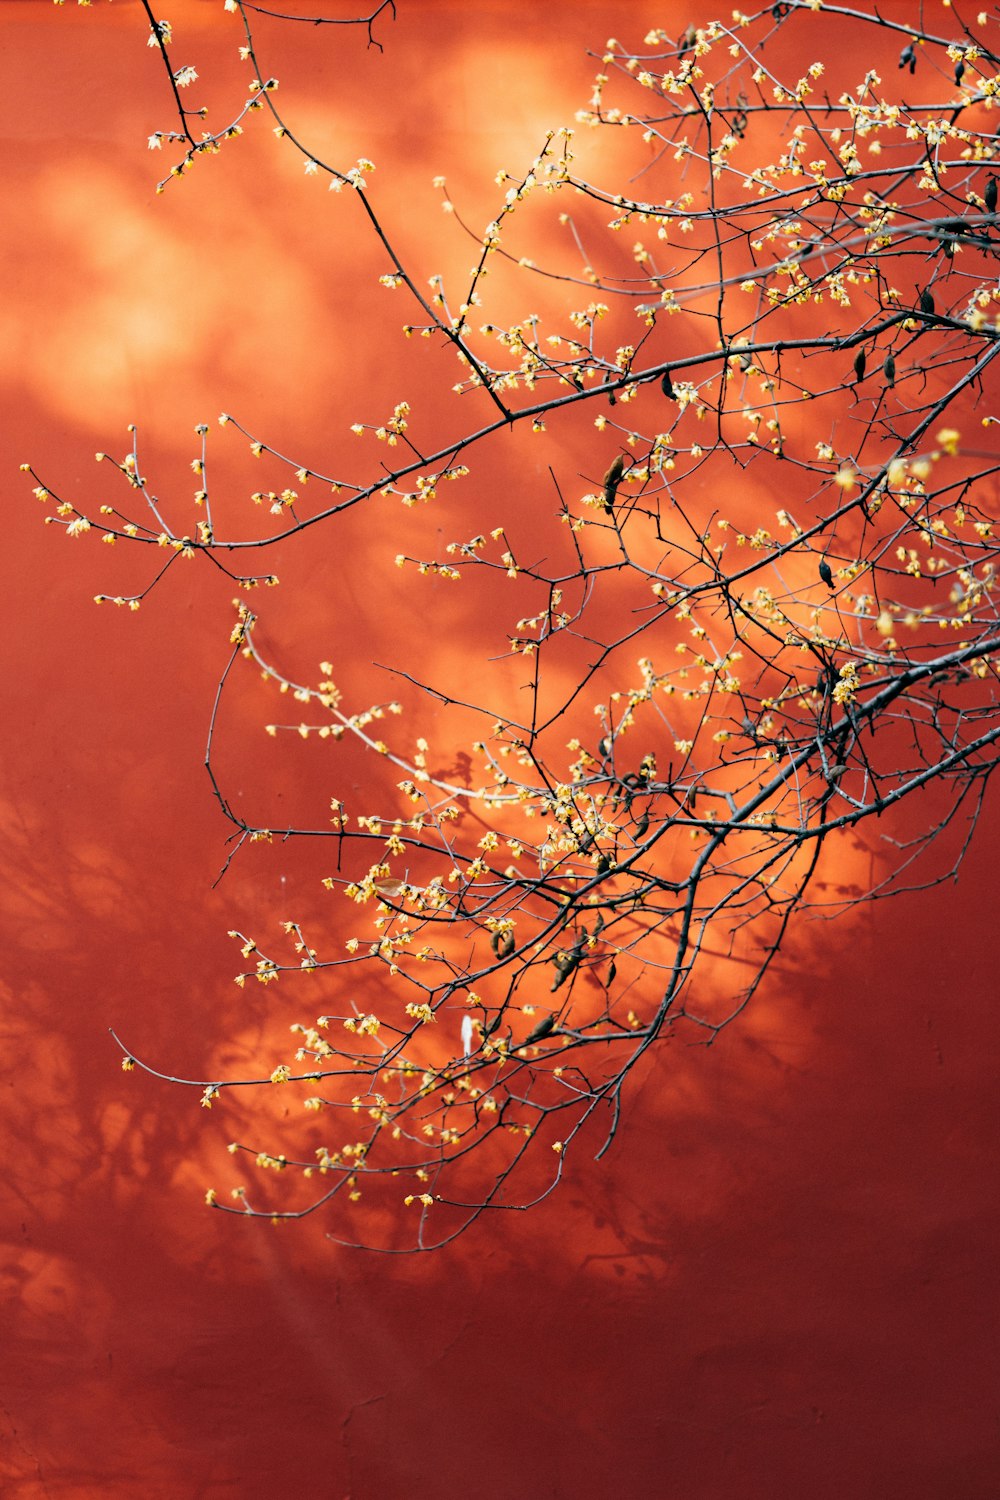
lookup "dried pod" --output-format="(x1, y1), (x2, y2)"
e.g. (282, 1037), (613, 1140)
(524, 1011), (557, 1045)
(602, 453), (627, 514)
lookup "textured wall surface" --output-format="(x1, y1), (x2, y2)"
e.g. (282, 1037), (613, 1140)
(1, 4), (996, 1496)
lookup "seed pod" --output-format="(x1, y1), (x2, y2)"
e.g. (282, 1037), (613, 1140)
(524, 1011), (557, 1044)
(550, 938), (584, 991)
(602, 454), (627, 514)
(491, 928), (515, 960)
(883, 352), (896, 387)
(853, 348), (866, 384)
(678, 24), (697, 58)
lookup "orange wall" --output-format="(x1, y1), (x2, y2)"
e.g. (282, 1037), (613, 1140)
(1, 3), (997, 1496)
